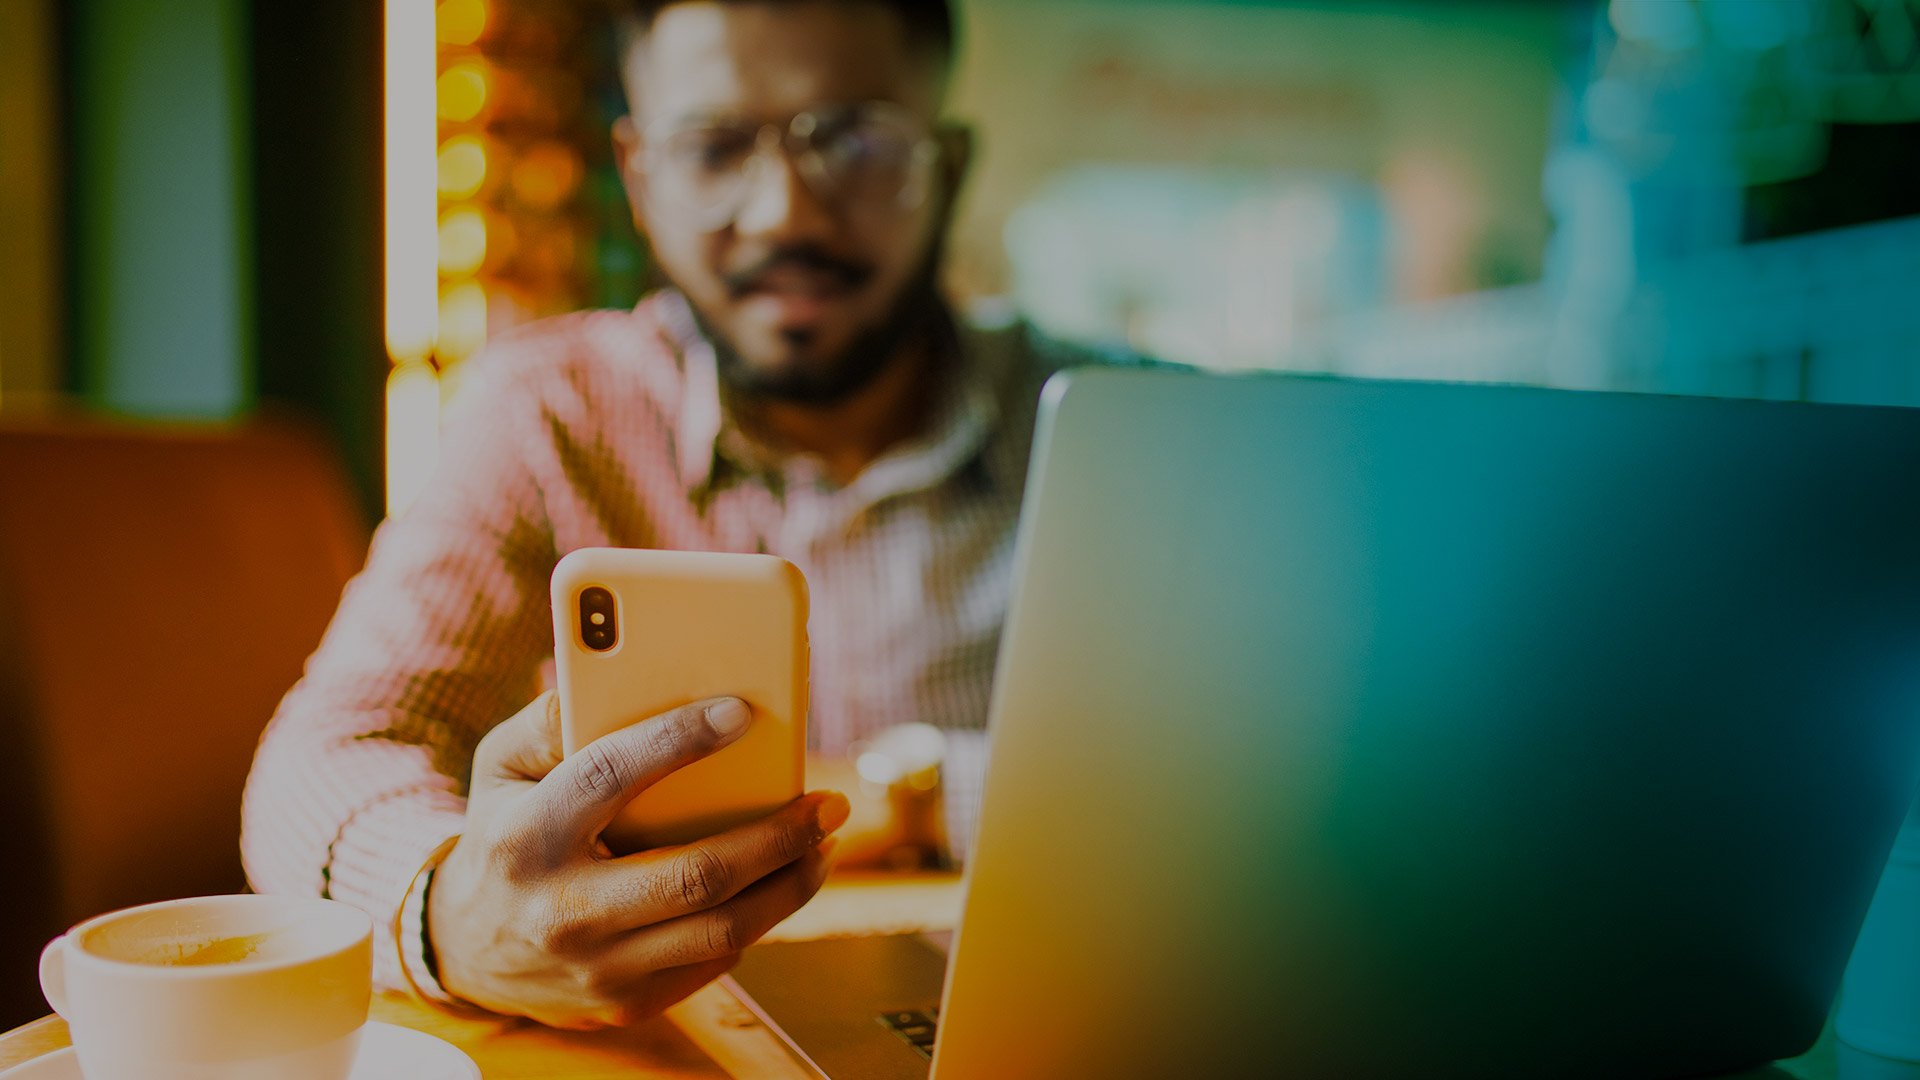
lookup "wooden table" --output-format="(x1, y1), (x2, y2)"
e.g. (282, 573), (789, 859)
(5, 870), (1918, 1079)
(0, 871), (964, 1079)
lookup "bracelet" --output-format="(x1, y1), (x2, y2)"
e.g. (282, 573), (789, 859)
(390, 834), (495, 1018)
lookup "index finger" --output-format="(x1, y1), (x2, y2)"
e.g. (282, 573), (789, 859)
(514, 696), (752, 856)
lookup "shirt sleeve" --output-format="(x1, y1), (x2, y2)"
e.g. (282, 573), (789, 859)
(240, 354), (556, 992)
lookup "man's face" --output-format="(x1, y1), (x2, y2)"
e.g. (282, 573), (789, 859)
(615, 1), (963, 405)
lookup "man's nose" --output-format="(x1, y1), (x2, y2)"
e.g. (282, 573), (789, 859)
(733, 143), (836, 245)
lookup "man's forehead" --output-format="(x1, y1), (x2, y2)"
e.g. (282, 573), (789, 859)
(626, 1), (942, 128)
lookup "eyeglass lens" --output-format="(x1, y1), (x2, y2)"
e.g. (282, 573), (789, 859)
(649, 103), (933, 225)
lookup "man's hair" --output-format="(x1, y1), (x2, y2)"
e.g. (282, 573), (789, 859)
(620, 0), (957, 66)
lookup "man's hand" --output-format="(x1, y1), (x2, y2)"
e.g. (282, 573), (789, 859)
(426, 692), (849, 1029)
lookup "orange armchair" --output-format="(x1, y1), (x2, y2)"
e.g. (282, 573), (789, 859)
(0, 415), (368, 1026)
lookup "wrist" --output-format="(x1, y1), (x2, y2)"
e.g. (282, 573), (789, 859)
(399, 834), (484, 1013)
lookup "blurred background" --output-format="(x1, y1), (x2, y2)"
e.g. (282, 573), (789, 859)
(0, 0), (1916, 1028)
(2, 0), (1916, 516)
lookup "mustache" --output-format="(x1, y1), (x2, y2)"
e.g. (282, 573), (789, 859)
(723, 246), (874, 296)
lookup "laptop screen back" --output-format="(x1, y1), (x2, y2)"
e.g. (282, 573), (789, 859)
(934, 370), (1920, 1080)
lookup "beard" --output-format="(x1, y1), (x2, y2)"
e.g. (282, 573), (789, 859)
(684, 241), (947, 409)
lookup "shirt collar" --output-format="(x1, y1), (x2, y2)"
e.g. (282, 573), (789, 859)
(656, 292), (730, 494)
(652, 290), (1008, 505)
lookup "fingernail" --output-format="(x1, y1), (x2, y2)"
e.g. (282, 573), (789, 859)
(816, 791), (851, 834)
(705, 698), (751, 738)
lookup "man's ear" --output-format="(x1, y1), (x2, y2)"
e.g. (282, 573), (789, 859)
(611, 116), (652, 239)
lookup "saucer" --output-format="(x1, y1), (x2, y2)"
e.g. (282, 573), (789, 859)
(0, 1021), (480, 1079)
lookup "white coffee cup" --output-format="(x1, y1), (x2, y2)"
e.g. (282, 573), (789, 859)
(38, 894), (373, 1080)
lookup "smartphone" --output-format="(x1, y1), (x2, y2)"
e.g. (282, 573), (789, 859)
(551, 547), (808, 851)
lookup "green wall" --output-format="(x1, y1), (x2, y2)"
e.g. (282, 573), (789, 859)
(63, 0), (386, 516)
(68, 0), (255, 417)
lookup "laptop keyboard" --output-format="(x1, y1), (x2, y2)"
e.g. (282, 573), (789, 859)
(878, 1006), (940, 1059)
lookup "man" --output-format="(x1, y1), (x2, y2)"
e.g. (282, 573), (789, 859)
(243, 0), (1083, 1029)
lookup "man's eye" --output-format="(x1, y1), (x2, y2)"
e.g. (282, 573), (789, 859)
(821, 125), (909, 170)
(676, 131), (753, 172)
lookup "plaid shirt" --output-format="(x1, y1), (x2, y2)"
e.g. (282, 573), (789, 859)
(241, 291), (1068, 993)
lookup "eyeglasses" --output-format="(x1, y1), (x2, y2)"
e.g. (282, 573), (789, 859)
(637, 101), (943, 232)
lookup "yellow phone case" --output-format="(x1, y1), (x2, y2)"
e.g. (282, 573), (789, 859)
(551, 547), (808, 851)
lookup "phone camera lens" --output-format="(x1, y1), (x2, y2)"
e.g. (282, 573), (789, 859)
(579, 587), (618, 652)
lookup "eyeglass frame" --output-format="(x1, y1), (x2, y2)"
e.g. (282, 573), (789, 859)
(630, 100), (949, 232)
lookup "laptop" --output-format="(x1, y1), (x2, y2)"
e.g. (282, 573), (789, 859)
(726, 368), (1920, 1079)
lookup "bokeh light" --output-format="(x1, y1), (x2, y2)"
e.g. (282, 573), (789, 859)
(437, 135), (488, 201)
(1609, 0), (1703, 51)
(519, 222), (579, 282)
(436, 62), (489, 124)
(1699, 0), (1806, 52)
(438, 207), (488, 276)
(438, 281), (489, 362)
(385, 360), (442, 517)
(510, 141), (585, 212)
(436, 0), (488, 47)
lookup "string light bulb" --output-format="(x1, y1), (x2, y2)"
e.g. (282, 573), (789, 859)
(438, 206), (488, 277)
(436, 0), (488, 47)
(437, 62), (490, 123)
(437, 135), (488, 201)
